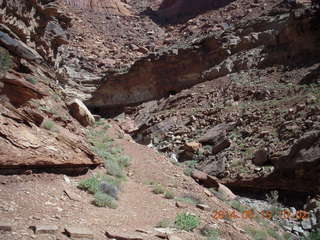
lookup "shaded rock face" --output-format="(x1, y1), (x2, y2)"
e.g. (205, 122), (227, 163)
(87, 5), (320, 115)
(156, 0), (235, 23)
(274, 131), (320, 179)
(62, 0), (132, 15)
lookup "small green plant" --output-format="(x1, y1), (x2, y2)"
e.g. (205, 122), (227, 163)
(183, 167), (193, 176)
(164, 191), (175, 199)
(175, 212), (199, 232)
(41, 119), (55, 131)
(209, 188), (226, 201)
(157, 219), (173, 228)
(245, 227), (268, 240)
(152, 184), (165, 194)
(78, 176), (100, 194)
(93, 192), (118, 208)
(26, 77), (37, 84)
(0, 48), (12, 73)
(176, 194), (202, 205)
(200, 225), (219, 240)
(230, 200), (245, 212)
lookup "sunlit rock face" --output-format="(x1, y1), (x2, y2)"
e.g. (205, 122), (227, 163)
(62, 0), (132, 15)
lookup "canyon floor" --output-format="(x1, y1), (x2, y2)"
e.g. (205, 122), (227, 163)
(0, 0), (320, 240)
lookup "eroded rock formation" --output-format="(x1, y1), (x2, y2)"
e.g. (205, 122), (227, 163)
(0, 0), (101, 174)
(87, 4), (320, 115)
(62, 0), (132, 15)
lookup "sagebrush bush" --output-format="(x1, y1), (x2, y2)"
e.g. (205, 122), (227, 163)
(230, 200), (245, 212)
(104, 157), (123, 178)
(82, 128), (131, 208)
(200, 224), (219, 239)
(41, 119), (55, 131)
(175, 212), (199, 232)
(152, 184), (165, 194)
(78, 176), (100, 194)
(176, 194), (202, 205)
(99, 181), (118, 200)
(157, 219), (172, 228)
(93, 192), (118, 208)
(164, 191), (175, 199)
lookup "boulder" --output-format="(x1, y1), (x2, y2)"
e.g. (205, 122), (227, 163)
(184, 141), (201, 153)
(217, 183), (236, 201)
(0, 31), (42, 61)
(198, 124), (231, 154)
(253, 148), (269, 166)
(273, 131), (320, 178)
(68, 99), (95, 127)
(196, 155), (226, 177)
(191, 169), (219, 189)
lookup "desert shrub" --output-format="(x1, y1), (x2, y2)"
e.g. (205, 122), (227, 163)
(82, 128), (131, 208)
(0, 48), (12, 73)
(93, 192), (118, 208)
(104, 157), (123, 178)
(175, 212), (199, 232)
(157, 219), (173, 228)
(176, 194), (202, 205)
(183, 167), (193, 176)
(200, 225), (219, 240)
(164, 191), (175, 199)
(209, 188), (226, 201)
(152, 184), (165, 194)
(78, 176), (100, 194)
(99, 181), (118, 200)
(41, 119), (55, 131)
(230, 200), (245, 212)
(245, 227), (268, 240)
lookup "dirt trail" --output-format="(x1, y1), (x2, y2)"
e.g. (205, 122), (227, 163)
(0, 122), (266, 240)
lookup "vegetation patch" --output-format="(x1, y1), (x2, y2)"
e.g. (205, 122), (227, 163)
(93, 192), (118, 209)
(77, 127), (131, 208)
(229, 200), (246, 213)
(200, 225), (219, 240)
(175, 212), (199, 232)
(157, 218), (173, 228)
(164, 191), (175, 199)
(176, 194), (202, 205)
(41, 119), (56, 131)
(152, 184), (165, 194)
(183, 160), (197, 176)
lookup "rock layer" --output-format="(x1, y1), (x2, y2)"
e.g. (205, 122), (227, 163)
(62, 0), (132, 15)
(87, 5), (320, 115)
